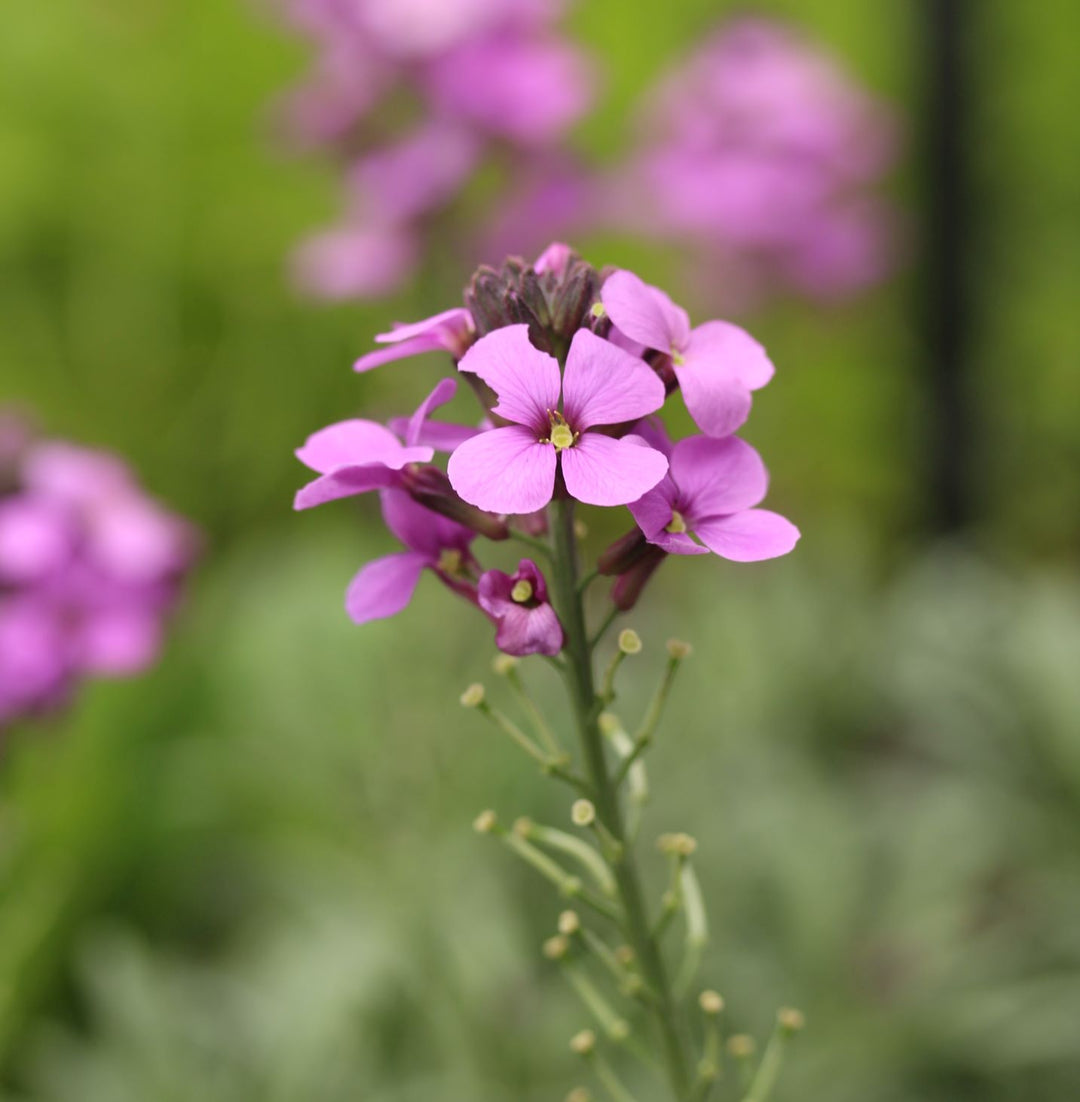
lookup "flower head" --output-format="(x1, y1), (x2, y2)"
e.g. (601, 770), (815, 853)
(602, 270), (773, 438)
(478, 558), (563, 656)
(447, 326), (668, 514)
(629, 433), (799, 562)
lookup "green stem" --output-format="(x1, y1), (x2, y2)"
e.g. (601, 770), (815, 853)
(549, 497), (692, 1101)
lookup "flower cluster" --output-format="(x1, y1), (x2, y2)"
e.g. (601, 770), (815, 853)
(610, 18), (900, 305)
(294, 244), (799, 656)
(0, 416), (197, 732)
(271, 0), (594, 299)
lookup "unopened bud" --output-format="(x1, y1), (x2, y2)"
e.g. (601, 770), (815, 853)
(778, 1007), (805, 1034)
(473, 810), (498, 834)
(492, 654), (519, 676)
(699, 990), (725, 1015)
(558, 910), (581, 936)
(460, 683), (485, 708)
(571, 799), (596, 827)
(569, 1029), (596, 1056)
(609, 1019), (630, 1042)
(666, 639), (692, 660)
(513, 817), (534, 838)
(727, 1034), (756, 1058)
(543, 935), (570, 960)
(617, 629), (642, 655)
(597, 528), (649, 576)
(657, 832), (698, 858)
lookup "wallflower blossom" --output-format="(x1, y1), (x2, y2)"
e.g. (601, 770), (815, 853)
(353, 309), (476, 374)
(447, 325), (668, 514)
(628, 434), (800, 562)
(270, 0), (596, 299)
(603, 18), (900, 306)
(0, 423), (196, 732)
(346, 490), (479, 624)
(601, 270), (774, 438)
(478, 559), (563, 656)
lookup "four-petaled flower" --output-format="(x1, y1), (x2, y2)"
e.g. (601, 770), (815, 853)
(346, 489), (479, 624)
(629, 433), (800, 562)
(601, 270), (774, 438)
(478, 558), (563, 657)
(447, 325), (668, 514)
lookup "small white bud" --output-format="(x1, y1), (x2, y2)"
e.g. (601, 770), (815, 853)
(569, 1029), (596, 1056)
(699, 990), (725, 1015)
(473, 809), (498, 834)
(460, 683), (485, 708)
(727, 1034), (756, 1059)
(617, 628), (642, 655)
(571, 799), (596, 827)
(666, 639), (692, 660)
(492, 654), (519, 676)
(778, 1007), (805, 1034)
(543, 935), (570, 960)
(558, 910), (581, 936)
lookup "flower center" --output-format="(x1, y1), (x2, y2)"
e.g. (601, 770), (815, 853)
(671, 350), (686, 366)
(665, 510), (687, 534)
(544, 410), (578, 452)
(511, 579), (534, 603)
(437, 548), (465, 576)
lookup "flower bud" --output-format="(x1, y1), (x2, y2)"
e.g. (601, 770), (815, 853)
(727, 1034), (756, 1058)
(778, 1007), (806, 1035)
(699, 990), (725, 1015)
(597, 529), (649, 576)
(558, 910), (581, 936)
(543, 934), (570, 960)
(657, 832), (697, 857)
(617, 629), (642, 655)
(666, 639), (692, 660)
(565, 1089), (592, 1102)
(611, 546), (666, 611)
(512, 816), (534, 838)
(492, 654), (519, 676)
(460, 683), (485, 708)
(614, 945), (634, 966)
(571, 799), (596, 827)
(569, 1029), (596, 1056)
(473, 809), (498, 834)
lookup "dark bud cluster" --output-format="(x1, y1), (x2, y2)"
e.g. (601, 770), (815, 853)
(464, 251), (601, 362)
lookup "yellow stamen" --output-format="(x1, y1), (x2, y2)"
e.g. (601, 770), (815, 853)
(511, 579), (534, 603)
(550, 423), (575, 450)
(672, 350), (686, 366)
(665, 510), (687, 534)
(437, 548), (464, 575)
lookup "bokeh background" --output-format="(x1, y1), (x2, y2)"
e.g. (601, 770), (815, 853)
(2, 1), (1079, 1100)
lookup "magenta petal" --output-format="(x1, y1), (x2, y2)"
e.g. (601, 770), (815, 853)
(560, 433), (668, 507)
(447, 425), (557, 513)
(601, 270), (691, 353)
(694, 510), (800, 562)
(296, 420), (430, 474)
(628, 481), (678, 539)
(389, 418), (480, 452)
(493, 602), (564, 657)
(673, 362), (753, 438)
(294, 465), (400, 509)
(533, 242), (574, 275)
(404, 377), (458, 446)
(354, 307), (474, 372)
(670, 436), (769, 516)
(345, 550), (428, 623)
(561, 330), (666, 430)
(456, 325), (560, 429)
(686, 321), (774, 390)
(76, 608), (161, 675)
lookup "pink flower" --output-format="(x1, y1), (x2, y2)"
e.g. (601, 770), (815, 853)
(293, 380), (459, 510)
(601, 270), (773, 438)
(447, 325), (668, 514)
(629, 434), (799, 562)
(345, 490), (479, 624)
(478, 558), (563, 656)
(353, 308), (476, 374)
(292, 225), (417, 301)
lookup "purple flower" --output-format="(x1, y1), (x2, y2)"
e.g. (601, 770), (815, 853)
(447, 325), (668, 514)
(478, 558), (563, 656)
(346, 490), (479, 624)
(293, 224), (417, 301)
(629, 434), (799, 562)
(601, 270), (773, 438)
(353, 308), (476, 374)
(294, 378), (459, 509)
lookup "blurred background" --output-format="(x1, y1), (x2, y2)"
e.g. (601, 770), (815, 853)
(1, 1), (1079, 1100)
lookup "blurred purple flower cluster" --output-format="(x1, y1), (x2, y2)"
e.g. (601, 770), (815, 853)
(294, 244), (798, 656)
(272, 0), (594, 299)
(0, 416), (197, 732)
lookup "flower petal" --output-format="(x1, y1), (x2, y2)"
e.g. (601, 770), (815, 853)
(562, 329), (666, 430)
(296, 420), (431, 474)
(293, 464), (400, 510)
(493, 602), (565, 657)
(670, 436), (769, 517)
(447, 425), (557, 514)
(560, 433), (668, 507)
(354, 307), (474, 372)
(673, 361), (753, 438)
(694, 510), (800, 562)
(601, 270), (691, 353)
(404, 377), (458, 446)
(687, 321), (774, 390)
(457, 325), (561, 429)
(345, 550), (428, 624)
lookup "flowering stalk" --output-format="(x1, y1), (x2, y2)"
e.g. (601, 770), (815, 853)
(295, 243), (804, 1101)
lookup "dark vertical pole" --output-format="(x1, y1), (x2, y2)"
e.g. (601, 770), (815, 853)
(922, 0), (975, 533)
